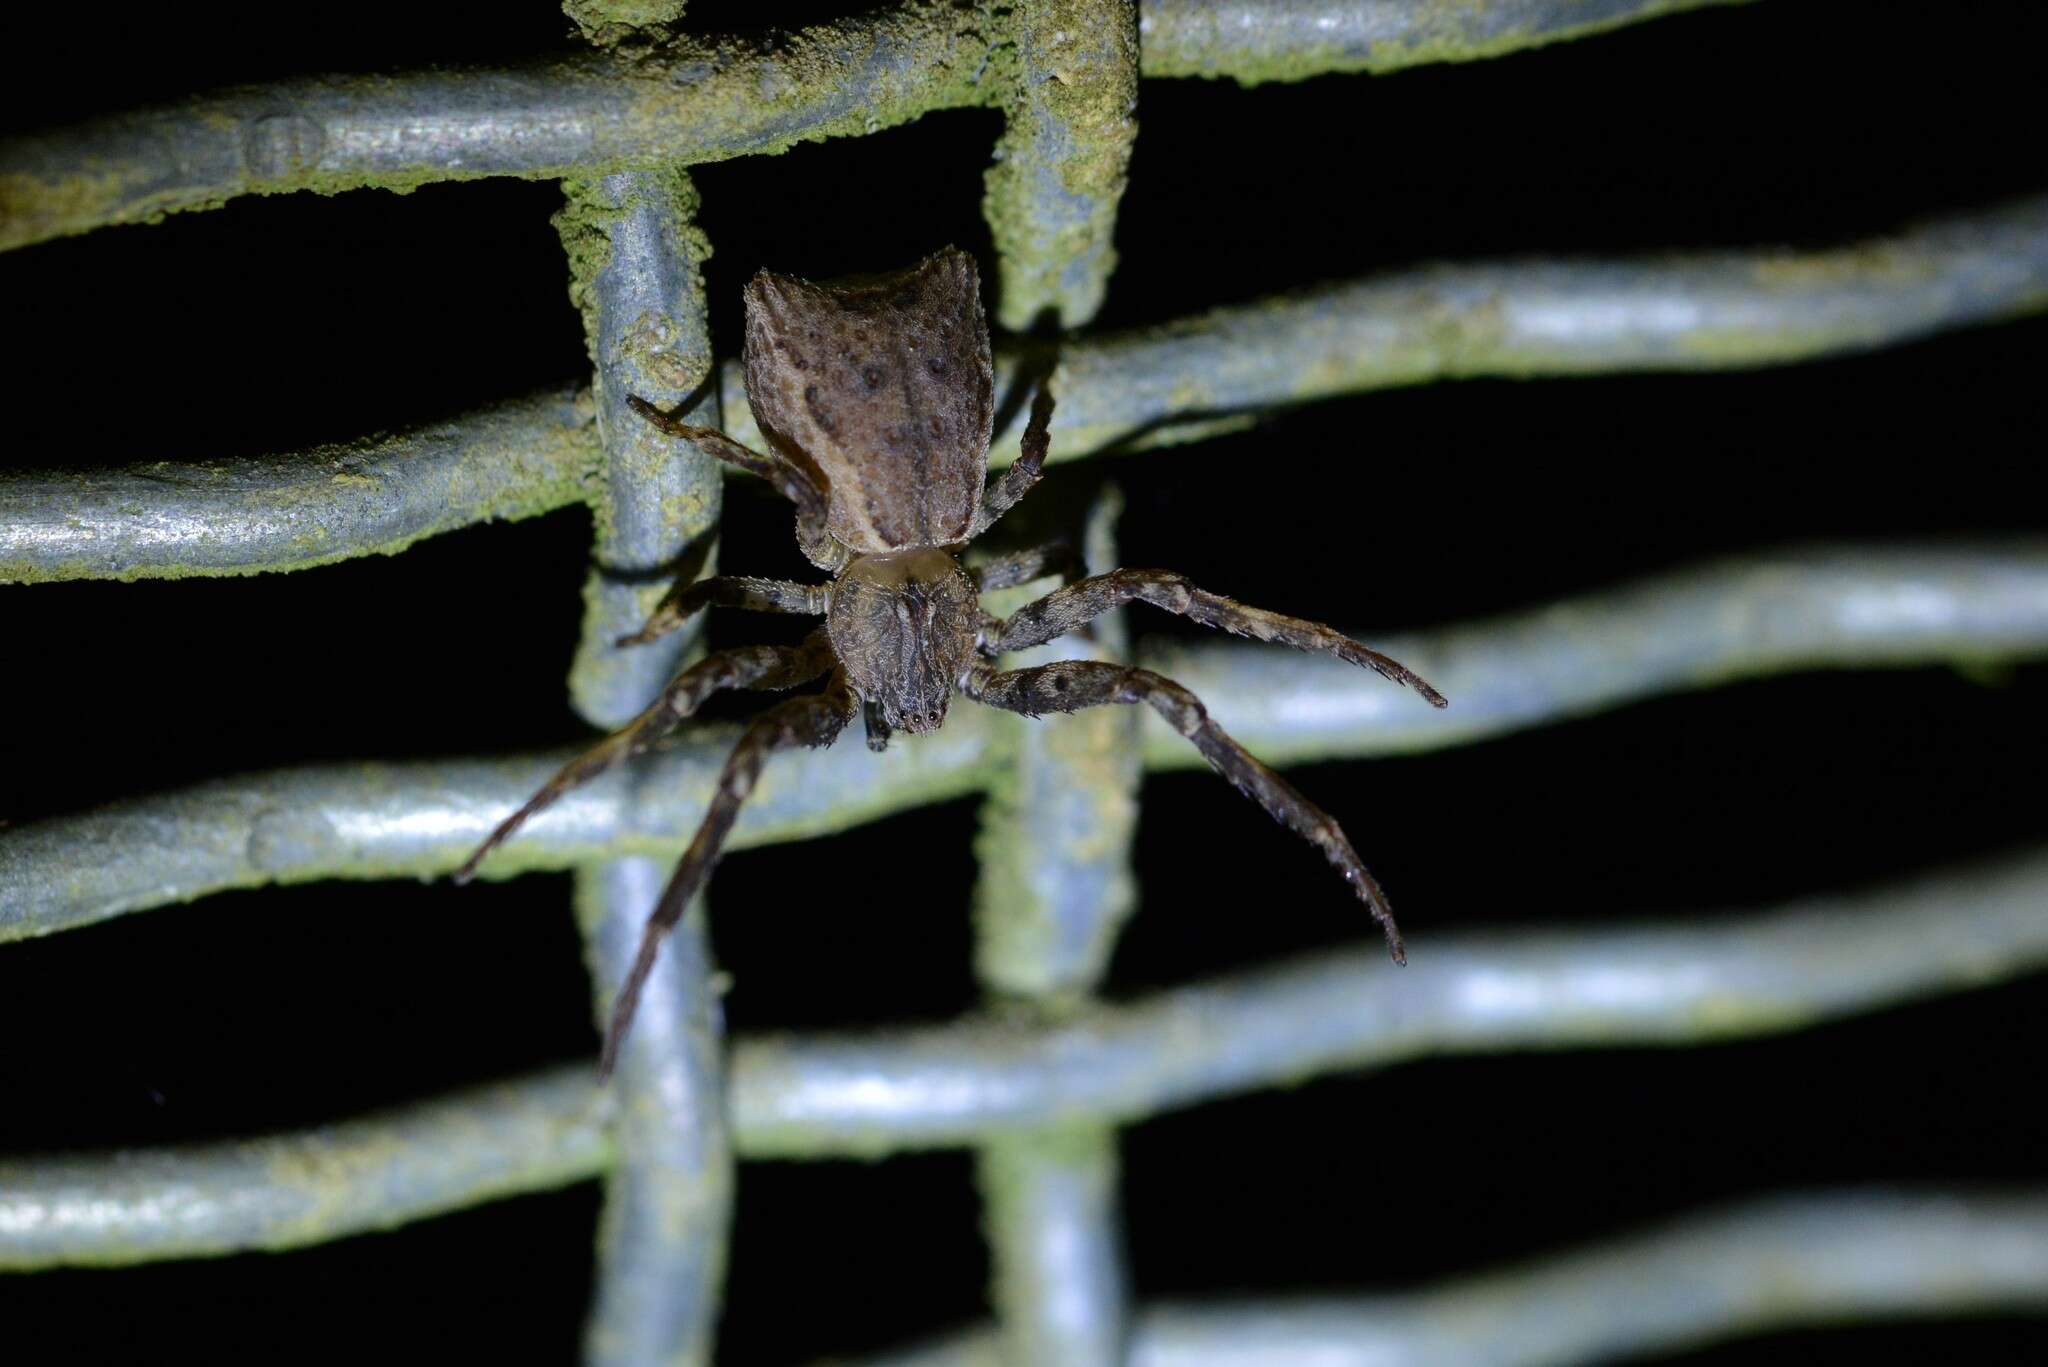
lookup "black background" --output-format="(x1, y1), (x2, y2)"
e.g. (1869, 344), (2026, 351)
(2, 2), (2045, 1362)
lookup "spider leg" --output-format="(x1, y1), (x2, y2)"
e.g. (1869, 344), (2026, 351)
(862, 698), (894, 753)
(628, 395), (850, 572)
(617, 575), (830, 648)
(969, 384), (1055, 539)
(992, 569), (1447, 707)
(601, 671), (858, 1077)
(965, 660), (1407, 962)
(974, 541), (1091, 656)
(969, 539), (1087, 595)
(455, 629), (835, 882)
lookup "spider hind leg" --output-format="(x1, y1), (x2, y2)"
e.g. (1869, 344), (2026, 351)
(601, 672), (858, 1076)
(965, 659), (1407, 962)
(455, 631), (833, 883)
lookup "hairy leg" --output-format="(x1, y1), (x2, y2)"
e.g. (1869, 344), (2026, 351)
(862, 698), (893, 753)
(969, 385), (1055, 538)
(455, 629), (834, 881)
(617, 575), (830, 648)
(628, 395), (850, 571)
(601, 672), (858, 1076)
(993, 569), (1447, 707)
(965, 660), (1408, 962)
(970, 539), (1087, 595)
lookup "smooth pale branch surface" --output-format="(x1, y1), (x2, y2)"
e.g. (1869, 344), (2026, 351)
(5, 847), (2045, 1268)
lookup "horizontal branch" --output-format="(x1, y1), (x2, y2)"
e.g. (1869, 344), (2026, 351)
(5, 545), (2044, 939)
(1139, 0), (1756, 84)
(4, 852), (2044, 1263)
(857, 1191), (2048, 1366)
(730, 850), (2048, 1154)
(1029, 195), (2048, 458)
(0, 3), (1000, 253)
(0, 710), (1002, 943)
(1145, 543), (2048, 767)
(0, 1071), (608, 1270)
(10, 200), (2048, 584)
(710, 196), (2048, 471)
(0, 0), (1744, 251)
(0, 389), (596, 585)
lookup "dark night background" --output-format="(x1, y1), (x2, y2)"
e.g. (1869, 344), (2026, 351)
(2, 2), (2045, 1362)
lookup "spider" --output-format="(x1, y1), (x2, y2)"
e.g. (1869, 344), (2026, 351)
(457, 247), (1447, 1076)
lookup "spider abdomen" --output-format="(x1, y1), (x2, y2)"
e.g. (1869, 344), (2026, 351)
(742, 249), (995, 554)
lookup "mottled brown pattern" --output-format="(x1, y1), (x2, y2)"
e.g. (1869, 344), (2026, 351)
(743, 248), (993, 553)
(827, 547), (980, 733)
(459, 251), (1447, 1077)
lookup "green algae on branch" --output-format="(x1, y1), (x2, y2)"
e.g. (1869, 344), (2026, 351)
(553, 165), (723, 730)
(0, 2), (1008, 253)
(983, 0), (1141, 331)
(1137, 0), (1761, 84)
(563, 0), (689, 47)
(0, 0), (1767, 253)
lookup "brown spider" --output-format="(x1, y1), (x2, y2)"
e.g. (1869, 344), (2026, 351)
(457, 247), (1447, 1076)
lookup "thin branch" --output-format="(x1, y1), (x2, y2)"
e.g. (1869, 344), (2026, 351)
(0, 1071), (608, 1270)
(0, 389), (596, 585)
(1141, 0), (1758, 84)
(4, 854), (2045, 1263)
(0, 710), (1005, 943)
(0, 1), (1754, 251)
(1142, 543), (2048, 766)
(561, 168), (731, 1367)
(0, 4), (1001, 253)
(732, 851), (2048, 1155)
(971, 486), (1140, 1366)
(5, 546), (2044, 939)
(850, 1191), (2048, 1366)
(8, 202), (2046, 585)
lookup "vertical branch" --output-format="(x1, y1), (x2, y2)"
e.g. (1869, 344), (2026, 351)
(559, 168), (722, 726)
(980, 10), (1142, 1327)
(974, 490), (1140, 999)
(978, 1127), (1128, 1366)
(574, 858), (731, 1366)
(985, 0), (1141, 332)
(558, 165), (732, 1367)
(973, 491), (1140, 1367)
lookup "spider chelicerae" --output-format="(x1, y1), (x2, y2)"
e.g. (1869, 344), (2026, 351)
(457, 247), (1447, 1074)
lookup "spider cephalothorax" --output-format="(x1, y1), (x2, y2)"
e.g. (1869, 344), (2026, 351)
(456, 247), (1447, 1075)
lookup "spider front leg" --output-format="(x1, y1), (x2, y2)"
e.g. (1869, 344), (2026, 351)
(973, 542), (1089, 657)
(970, 540), (1088, 596)
(616, 575), (830, 648)
(969, 384), (1055, 538)
(964, 659), (1408, 962)
(455, 629), (834, 882)
(602, 672), (858, 1076)
(862, 698), (894, 753)
(628, 395), (850, 572)
(993, 569), (1447, 706)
